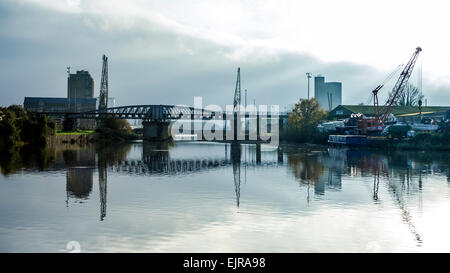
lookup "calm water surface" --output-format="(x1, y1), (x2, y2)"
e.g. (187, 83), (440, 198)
(1, 141), (450, 252)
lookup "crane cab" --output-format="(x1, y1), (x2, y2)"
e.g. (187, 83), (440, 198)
(357, 117), (383, 135)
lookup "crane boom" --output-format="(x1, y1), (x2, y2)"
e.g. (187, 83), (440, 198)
(99, 54), (109, 110)
(380, 47), (422, 124)
(233, 67), (241, 112)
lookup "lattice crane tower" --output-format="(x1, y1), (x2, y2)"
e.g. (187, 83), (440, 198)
(99, 54), (109, 110)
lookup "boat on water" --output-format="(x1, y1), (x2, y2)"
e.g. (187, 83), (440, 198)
(328, 135), (371, 146)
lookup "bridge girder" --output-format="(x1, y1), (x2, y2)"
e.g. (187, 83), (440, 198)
(67, 104), (218, 121)
(36, 104), (286, 121)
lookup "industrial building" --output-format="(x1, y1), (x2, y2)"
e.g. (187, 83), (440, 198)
(24, 97), (96, 113)
(24, 97), (97, 129)
(68, 70), (94, 101)
(24, 70), (97, 129)
(314, 75), (342, 111)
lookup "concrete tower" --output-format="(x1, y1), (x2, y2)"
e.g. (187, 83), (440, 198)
(314, 75), (342, 111)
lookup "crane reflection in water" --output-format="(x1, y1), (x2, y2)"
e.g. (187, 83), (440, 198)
(5, 141), (450, 247)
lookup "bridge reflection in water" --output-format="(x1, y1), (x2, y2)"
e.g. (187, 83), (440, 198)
(5, 141), (450, 250)
(59, 141), (446, 246)
(62, 142), (282, 220)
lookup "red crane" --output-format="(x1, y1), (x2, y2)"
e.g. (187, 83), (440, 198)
(374, 47), (422, 127)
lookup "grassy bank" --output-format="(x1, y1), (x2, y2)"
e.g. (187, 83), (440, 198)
(57, 119), (141, 144)
(394, 132), (450, 151)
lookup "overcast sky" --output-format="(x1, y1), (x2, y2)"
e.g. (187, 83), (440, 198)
(1, 0), (450, 109)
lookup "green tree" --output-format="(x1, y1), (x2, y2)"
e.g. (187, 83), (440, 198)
(0, 110), (20, 148)
(287, 98), (327, 142)
(63, 117), (76, 131)
(0, 105), (55, 148)
(102, 119), (132, 134)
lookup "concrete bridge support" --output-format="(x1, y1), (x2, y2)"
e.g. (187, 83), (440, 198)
(256, 143), (261, 164)
(142, 121), (172, 141)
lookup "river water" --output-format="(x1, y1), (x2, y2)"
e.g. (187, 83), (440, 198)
(1, 141), (450, 252)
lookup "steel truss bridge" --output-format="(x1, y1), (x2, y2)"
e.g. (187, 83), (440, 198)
(40, 104), (286, 121)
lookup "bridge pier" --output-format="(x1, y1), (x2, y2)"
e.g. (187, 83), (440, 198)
(256, 143), (261, 164)
(142, 121), (172, 141)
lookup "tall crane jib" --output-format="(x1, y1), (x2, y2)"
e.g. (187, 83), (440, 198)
(99, 54), (109, 110)
(233, 67), (241, 112)
(380, 47), (422, 124)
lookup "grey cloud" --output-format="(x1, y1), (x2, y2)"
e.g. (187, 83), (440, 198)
(0, 1), (447, 109)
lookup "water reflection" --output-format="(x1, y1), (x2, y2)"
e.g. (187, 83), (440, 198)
(0, 145), (55, 175)
(231, 143), (241, 207)
(63, 148), (95, 200)
(285, 146), (450, 245)
(287, 149), (327, 196)
(3, 141), (450, 251)
(66, 168), (93, 200)
(2, 143), (450, 215)
(5, 143), (132, 221)
(284, 146), (450, 199)
(0, 142), (265, 219)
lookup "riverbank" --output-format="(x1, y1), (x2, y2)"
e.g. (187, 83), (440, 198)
(282, 130), (450, 152)
(324, 132), (450, 151)
(394, 132), (450, 151)
(47, 129), (142, 146)
(47, 133), (97, 146)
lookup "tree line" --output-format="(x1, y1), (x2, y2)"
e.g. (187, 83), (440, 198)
(282, 98), (329, 144)
(0, 105), (55, 149)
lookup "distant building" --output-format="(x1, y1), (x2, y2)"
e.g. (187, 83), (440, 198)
(24, 97), (96, 113)
(24, 97), (97, 129)
(68, 70), (94, 100)
(314, 76), (342, 111)
(24, 70), (97, 129)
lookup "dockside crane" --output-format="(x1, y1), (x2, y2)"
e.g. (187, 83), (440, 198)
(233, 67), (241, 112)
(99, 54), (109, 110)
(375, 47), (422, 127)
(370, 64), (403, 128)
